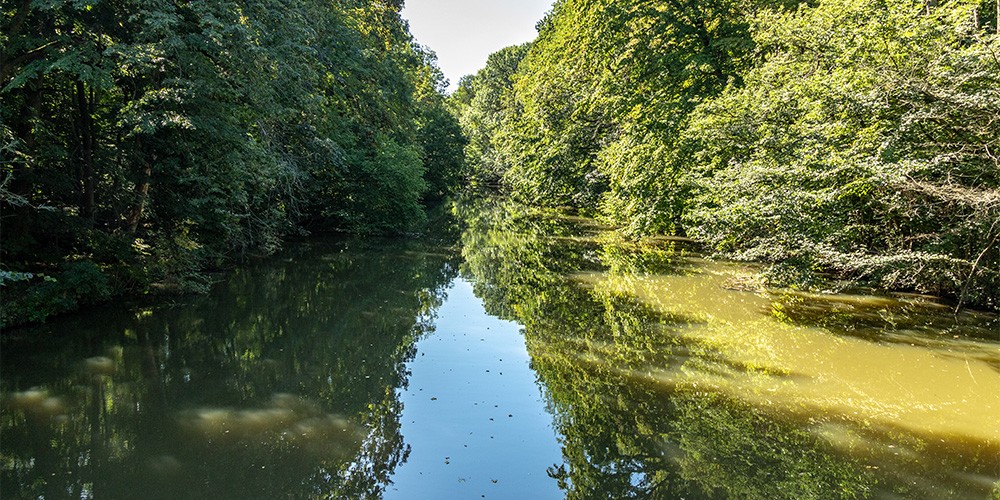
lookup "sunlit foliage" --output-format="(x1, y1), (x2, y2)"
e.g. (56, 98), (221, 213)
(684, 0), (1000, 310)
(455, 0), (1000, 310)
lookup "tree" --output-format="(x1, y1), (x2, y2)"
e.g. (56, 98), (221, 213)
(1, 0), (466, 326)
(462, 0), (798, 225)
(683, 0), (1000, 310)
(453, 43), (531, 186)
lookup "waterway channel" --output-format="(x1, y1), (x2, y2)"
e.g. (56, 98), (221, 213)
(2, 198), (998, 498)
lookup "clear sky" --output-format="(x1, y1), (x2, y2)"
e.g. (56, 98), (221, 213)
(401, 0), (553, 92)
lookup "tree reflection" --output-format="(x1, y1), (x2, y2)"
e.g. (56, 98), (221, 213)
(457, 196), (996, 499)
(4, 197), (997, 498)
(458, 196), (713, 498)
(2, 236), (459, 499)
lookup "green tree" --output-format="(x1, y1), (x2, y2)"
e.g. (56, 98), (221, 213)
(411, 45), (466, 201)
(475, 0), (795, 221)
(498, 1), (613, 209)
(1, 0), (466, 326)
(453, 43), (531, 186)
(683, 0), (1000, 310)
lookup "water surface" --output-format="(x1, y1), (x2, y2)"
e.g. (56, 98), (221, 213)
(2, 199), (999, 499)
(385, 279), (562, 499)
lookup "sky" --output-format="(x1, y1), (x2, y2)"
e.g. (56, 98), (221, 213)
(401, 0), (554, 92)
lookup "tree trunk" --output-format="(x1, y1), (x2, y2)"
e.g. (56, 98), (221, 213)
(75, 80), (95, 224)
(9, 83), (41, 199)
(2, 84), (41, 257)
(126, 162), (152, 234)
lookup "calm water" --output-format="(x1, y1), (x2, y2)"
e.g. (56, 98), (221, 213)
(2, 198), (999, 499)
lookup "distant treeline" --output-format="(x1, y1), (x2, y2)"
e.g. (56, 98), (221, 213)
(452, 0), (1000, 311)
(0, 0), (465, 326)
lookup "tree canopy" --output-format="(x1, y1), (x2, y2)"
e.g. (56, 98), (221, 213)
(453, 0), (1000, 311)
(1, 0), (466, 326)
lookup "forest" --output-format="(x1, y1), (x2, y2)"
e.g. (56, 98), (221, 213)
(452, 0), (1000, 313)
(3, 0), (999, 328)
(1, 0), (465, 326)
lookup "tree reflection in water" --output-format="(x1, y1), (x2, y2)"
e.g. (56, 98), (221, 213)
(2, 236), (460, 499)
(457, 196), (1000, 499)
(3, 197), (998, 499)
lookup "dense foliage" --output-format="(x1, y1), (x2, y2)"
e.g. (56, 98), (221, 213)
(454, 0), (1000, 310)
(0, 0), (466, 326)
(685, 0), (1000, 310)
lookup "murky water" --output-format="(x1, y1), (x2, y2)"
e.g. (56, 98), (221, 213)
(3, 198), (999, 499)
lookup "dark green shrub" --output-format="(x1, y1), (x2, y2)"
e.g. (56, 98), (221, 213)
(1, 261), (112, 328)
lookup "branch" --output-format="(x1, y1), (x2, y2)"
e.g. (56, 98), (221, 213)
(955, 215), (1000, 313)
(902, 176), (1000, 208)
(0, 41), (59, 86)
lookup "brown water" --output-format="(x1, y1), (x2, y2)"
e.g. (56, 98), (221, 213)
(2, 198), (998, 499)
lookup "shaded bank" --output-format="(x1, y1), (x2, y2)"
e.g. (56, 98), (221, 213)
(1, 235), (460, 498)
(0, 0), (466, 328)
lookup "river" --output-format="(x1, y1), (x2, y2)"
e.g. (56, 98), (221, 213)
(2, 197), (998, 499)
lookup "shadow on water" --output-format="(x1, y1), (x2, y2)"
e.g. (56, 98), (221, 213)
(768, 289), (1000, 342)
(456, 196), (1000, 499)
(1, 234), (461, 499)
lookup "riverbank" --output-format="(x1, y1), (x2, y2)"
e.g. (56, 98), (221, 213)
(5, 195), (998, 330)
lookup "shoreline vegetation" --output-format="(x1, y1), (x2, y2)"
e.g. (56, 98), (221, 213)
(3, 0), (999, 328)
(451, 0), (1000, 314)
(1, 0), (465, 327)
